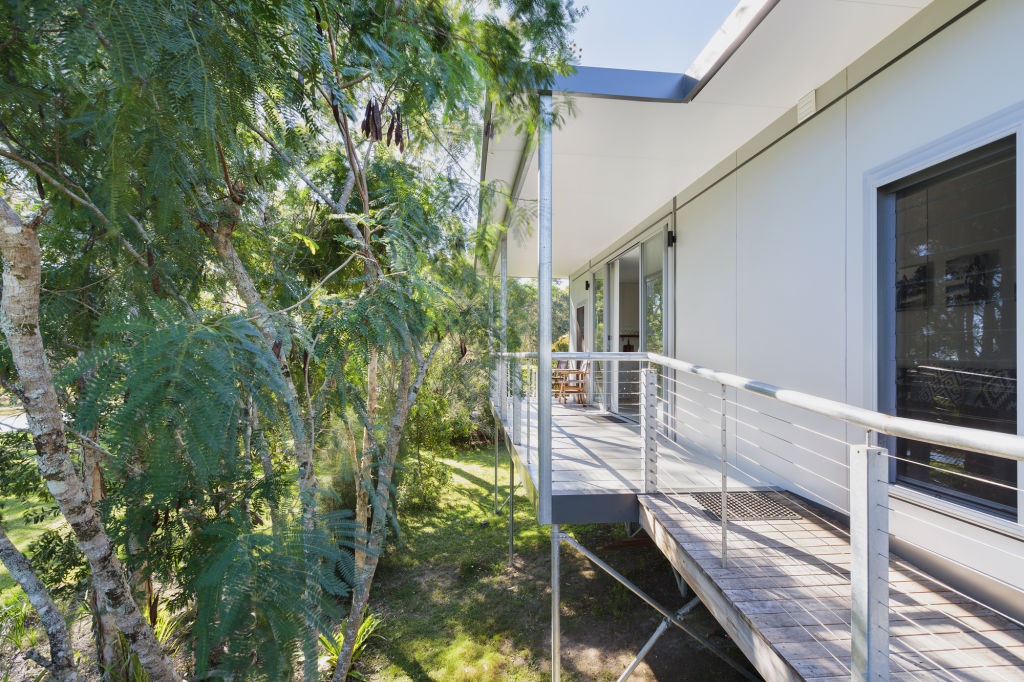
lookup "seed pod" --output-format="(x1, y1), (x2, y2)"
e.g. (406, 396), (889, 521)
(361, 100), (374, 137)
(395, 109), (404, 151)
(387, 113), (396, 146)
(372, 100), (382, 141)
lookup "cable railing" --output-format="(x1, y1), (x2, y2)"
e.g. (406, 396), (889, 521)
(492, 350), (1024, 680)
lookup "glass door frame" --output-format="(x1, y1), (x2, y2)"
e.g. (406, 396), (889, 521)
(587, 217), (675, 416)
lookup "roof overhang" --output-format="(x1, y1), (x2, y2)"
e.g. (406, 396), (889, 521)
(482, 0), (933, 278)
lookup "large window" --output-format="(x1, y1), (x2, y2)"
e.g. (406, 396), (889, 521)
(593, 268), (605, 352)
(883, 136), (1017, 518)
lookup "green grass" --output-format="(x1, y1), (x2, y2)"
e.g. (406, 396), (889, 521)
(0, 497), (64, 608)
(361, 446), (757, 681)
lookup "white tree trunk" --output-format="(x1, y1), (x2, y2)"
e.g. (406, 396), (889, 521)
(0, 198), (180, 682)
(332, 342), (439, 681)
(0, 526), (79, 681)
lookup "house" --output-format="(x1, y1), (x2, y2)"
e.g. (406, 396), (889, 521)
(482, 0), (1024, 680)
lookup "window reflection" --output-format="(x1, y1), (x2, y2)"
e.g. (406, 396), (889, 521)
(891, 137), (1017, 518)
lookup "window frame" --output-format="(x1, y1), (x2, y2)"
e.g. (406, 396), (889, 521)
(866, 103), (1024, 526)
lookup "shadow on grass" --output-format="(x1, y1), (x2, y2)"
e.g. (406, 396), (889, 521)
(367, 447), (758, 681)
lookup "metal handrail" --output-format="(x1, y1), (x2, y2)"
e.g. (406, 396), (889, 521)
(498, 350), (1024, 462)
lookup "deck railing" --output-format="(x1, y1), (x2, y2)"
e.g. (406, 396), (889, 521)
(493, 350), (1024, 681)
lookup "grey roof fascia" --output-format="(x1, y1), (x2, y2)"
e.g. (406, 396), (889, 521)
(547, 65), (696, 103)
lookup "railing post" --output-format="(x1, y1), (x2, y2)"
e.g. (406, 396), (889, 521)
(512, 362), (522, 445)
(527, 365), (533, 466)
(640, 367), (659, 494)
(720, 383), (728, 568)
(850, 444), (890, 682)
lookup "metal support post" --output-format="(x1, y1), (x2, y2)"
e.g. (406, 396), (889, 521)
(720, 383), (728, 568)
(499, 234), (508, 421)
(640, 367), (659, 494)
(509, 445), (515, 565)
(538, 94), (553, 524)
(850, 444), (890, 681)
(551, 523), (561, 682)
(559, 532), (756, 680)
(617, 596), (700, 682)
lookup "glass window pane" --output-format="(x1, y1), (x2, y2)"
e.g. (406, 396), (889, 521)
(593, 268), (604, 352)
(642, 235), (664, 354)
(890, 136), (1017, 518)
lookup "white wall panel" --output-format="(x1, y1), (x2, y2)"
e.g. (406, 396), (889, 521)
(842, 0), (1024, 592)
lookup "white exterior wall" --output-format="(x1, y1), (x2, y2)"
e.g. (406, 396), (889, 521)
(662, 0), (1024, 593)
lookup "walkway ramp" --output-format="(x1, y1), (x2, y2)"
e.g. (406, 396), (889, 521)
(639, 492), (1024, 681)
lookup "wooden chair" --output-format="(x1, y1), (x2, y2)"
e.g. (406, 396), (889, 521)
(553, 360), (569, 403)
(561, 360), (589, 405)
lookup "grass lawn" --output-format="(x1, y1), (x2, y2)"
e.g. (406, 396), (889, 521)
(362, 446), (759, 681)
(0, 497), (64, 608)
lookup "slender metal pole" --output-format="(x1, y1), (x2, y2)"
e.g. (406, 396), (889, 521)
(720, 383), (728, 568)
(493, 417), (500, 514)
(560, 533), (756, 680)
(538, 94), (553, 524)
(617, 597), (700, 682)
(508, 442), (515, 565)
(499, 234), (508, 421)
(551, 523), (561, 682)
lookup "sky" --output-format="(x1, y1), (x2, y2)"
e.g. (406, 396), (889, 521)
(569, 0), (741, 73)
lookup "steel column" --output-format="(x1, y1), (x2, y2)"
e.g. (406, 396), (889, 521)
(509, 445), (515, 565)
(499, 234), (508, 420)
(850, 444), (890, 681)
(551, 522), (561, 682)
(538, 94), (553, 525)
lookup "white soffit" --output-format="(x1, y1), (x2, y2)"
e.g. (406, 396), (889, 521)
(490, 0), (932, 278)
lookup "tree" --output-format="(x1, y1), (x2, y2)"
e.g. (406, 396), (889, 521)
(0, 1), (578, 679)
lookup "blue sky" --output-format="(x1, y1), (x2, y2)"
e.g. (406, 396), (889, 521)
(569, 0), (740, 72)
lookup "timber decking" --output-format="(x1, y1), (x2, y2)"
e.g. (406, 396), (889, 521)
(501, 400), (757, 494)
(497, 400), (756, 522)
(639, 492), (1024, 681)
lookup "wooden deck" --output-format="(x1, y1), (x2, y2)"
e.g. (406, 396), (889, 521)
(640, 492), (1024, 681)
(498, 399), (756, 522)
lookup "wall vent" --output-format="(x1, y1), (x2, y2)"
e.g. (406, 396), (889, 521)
(796, 90), (817, 124)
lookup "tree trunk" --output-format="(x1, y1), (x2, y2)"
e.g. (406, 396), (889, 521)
(354, 349), (379, 580)
(81, 430), (125, 679)
(332, 342), (438, 681)
(0, 526), (79, 681)
(0, 198), (181, 682)
(208, 223), (321, 681)
(209, 225), (317, 525)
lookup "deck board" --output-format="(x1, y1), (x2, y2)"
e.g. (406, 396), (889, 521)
(499, 400), (756, 504)
(639, 492), (1024, 681)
